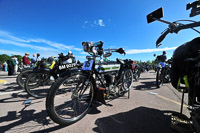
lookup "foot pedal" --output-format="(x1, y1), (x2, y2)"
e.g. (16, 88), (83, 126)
(95, 87), (106, 105)
(171, 112), (193, 133)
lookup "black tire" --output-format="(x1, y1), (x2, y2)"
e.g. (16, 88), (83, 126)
(46, 73), (94, 126)
(156, 68), (163, 88)
(121, 69), (133, 99)
(170, 65), (179, 89)
(164, 68), (171, 83)
(135, 69), (140, 81)
(24, 72), (52, 98)
(16, 69), (33, 88)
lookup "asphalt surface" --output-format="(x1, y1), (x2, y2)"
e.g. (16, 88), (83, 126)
(0, 70), (190, 133)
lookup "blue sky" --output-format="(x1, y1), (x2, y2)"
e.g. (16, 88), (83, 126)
(0, 0), (199, 62)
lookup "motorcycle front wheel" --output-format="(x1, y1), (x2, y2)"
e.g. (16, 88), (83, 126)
(46, 73), (94, 126)
(156, 68), (163, 88)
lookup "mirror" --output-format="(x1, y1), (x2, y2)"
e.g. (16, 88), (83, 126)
(186, 1), (200, 17)
(147, 7), (163, 23)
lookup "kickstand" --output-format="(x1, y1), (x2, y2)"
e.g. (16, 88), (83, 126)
(180, 89), (185, 114)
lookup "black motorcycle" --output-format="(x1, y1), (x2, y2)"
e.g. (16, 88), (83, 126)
(147, 1), (200, 132)
(46, 41), (134, 126)
(24, 53), (78, 98)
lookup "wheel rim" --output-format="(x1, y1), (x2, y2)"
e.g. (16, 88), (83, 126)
(53, 75), (93, 120)
(123, 70), (133, 90)
(156, 69), (163, 87)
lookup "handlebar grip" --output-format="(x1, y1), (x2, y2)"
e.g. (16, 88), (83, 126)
(156, 28), (170, 47)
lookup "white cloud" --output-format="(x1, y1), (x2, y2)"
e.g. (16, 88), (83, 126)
(93, 19), (105, 27)
(0, 30), (27, 42)
(27, 39), (74, 50)
(83, 19), (105, 28)
(80, 51), (88, 54)
(0, 49), (24, 56)
(0, 30), (82, 51)
(76, 55), (86, 59)
(93, 20), (97, 25)
(74, 48), (82, 51)
(126, 47), (177, 54)
(0, 39), (59, 52)
(98, 19), (105, 27)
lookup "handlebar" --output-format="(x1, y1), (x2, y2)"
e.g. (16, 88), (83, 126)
(156, 21), (200, 47)
(147, 1), (200, 47)
(103, 48), (126, 56)
(82, 41), (125, 57)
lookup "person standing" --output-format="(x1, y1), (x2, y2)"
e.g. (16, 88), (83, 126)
(3, 62), (7, 72)
(23, 53), (30, 66)
(7, 56), (16, 76)
(13, 57), (18, 74)
(157, 51), (167, 68)
(36, 53), (41, 61)
(31, 54), (37, 66)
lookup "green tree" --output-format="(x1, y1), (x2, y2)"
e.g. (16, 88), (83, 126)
(0, 54), (10, 64)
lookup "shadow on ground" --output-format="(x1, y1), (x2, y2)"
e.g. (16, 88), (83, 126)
(93, 106), (178, 133)
(135, 81), (158, 91)
(0, 102), (65, 133)
(0, 92), (32, 103)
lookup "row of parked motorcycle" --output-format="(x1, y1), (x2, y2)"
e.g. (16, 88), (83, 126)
(13, 0), (200, 132)
(15, 42), (150, 125)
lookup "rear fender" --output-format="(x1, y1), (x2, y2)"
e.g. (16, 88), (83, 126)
(32, 68), (50, 73)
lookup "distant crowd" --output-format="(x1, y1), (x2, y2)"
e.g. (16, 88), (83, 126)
(0, 51), (76, 76)
(1, 53), (41, 76)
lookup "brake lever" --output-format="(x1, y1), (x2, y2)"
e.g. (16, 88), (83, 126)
(156, 28), (170, 47)
(156, 43), (162, 48)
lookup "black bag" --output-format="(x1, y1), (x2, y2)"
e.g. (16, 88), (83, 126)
(170, 37), (200, 89)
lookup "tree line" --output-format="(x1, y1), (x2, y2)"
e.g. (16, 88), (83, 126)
(0, 54), (26, 65)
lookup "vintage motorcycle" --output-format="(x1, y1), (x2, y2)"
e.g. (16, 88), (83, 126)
(46, 41), (134, 125)
(24, 53), (78, 98)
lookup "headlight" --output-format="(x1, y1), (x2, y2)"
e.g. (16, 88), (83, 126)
(83, 43), (89, 52)
(82, 41), (94, 52)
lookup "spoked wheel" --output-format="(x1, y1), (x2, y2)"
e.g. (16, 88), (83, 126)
(134, 69), (140, 82)
(46, 73), (94, 126)
(24, 72), (52, 98)
(120, 69), (133, 99)
(156, 68), (163, 88)
(16, 69), (33, 88)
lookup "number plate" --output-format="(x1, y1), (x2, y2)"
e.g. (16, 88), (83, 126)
(59, 63), (77, 70)
(82, 60), (93, 71)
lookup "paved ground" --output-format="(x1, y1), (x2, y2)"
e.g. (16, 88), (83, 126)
(0, 70), (190, 133)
